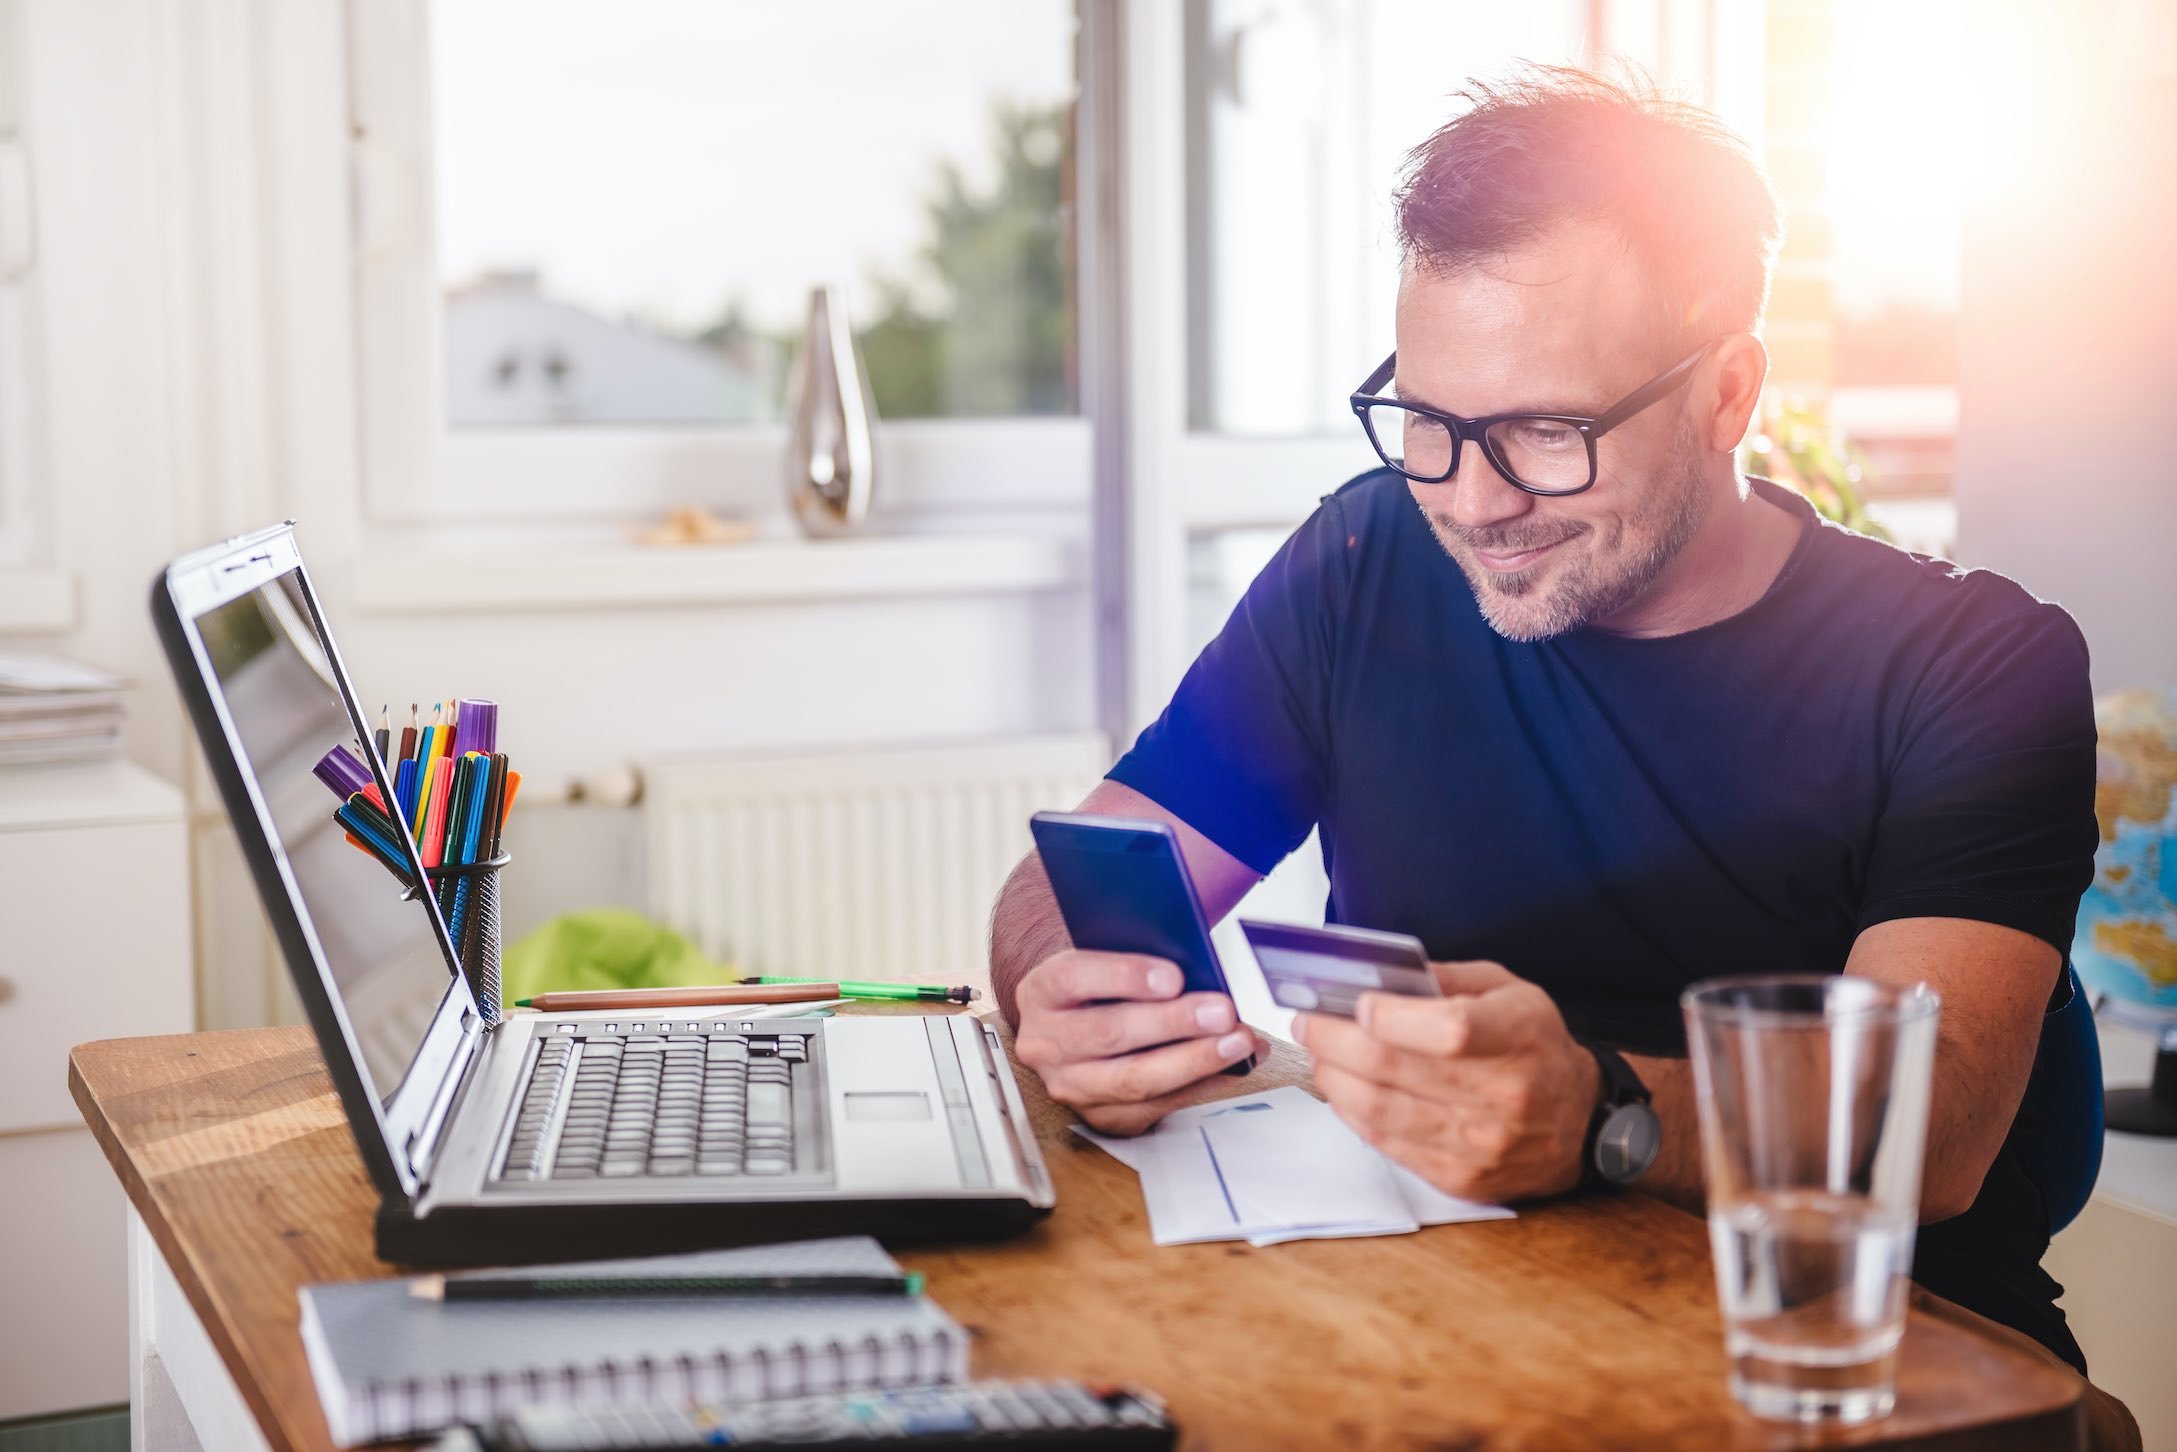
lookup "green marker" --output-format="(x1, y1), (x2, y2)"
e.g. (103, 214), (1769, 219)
(749, 975), (980, 1005)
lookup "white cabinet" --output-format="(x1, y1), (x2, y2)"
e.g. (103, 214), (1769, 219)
(0, 759), (192, 1419)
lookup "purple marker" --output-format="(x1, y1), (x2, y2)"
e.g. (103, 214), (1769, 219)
(312, 744), (373, 800)
(458, 699), (499, 756)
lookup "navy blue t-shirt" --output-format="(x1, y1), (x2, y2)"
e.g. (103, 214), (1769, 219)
(1110, 469), (2100, 1366)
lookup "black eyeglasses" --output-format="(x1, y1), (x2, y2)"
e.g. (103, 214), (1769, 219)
(1348, 339), (1721, 496)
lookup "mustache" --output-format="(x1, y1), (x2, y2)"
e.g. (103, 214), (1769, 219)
(1427, 515), (1589, 555)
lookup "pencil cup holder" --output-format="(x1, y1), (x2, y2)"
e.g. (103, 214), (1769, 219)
(406, 852), (512, 1026)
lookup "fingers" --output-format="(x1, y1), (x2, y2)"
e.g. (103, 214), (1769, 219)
(1054, 1028), (1259, 1109)
(1315, 1062), (1513, 1164)
(1076, 1083), (1218, 1137)
(1296, 1010), (1435, 1091)
(1041, 991), (1239, 1062)
(1013, 948), (1271, 1134)
(1360, 990), (1522, 1059)
(1072, 1038), (1268, 1136)
(1017, 949), (1185, 1011)
(1431, 959), (1519, 996)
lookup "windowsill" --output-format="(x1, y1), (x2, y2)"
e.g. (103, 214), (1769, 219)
(350, 532), (1078, 615)
(0, 567), (76, 633)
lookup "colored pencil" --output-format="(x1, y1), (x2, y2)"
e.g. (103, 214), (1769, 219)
(436, 754), (473, 916)
(483, 753), (509, 856)
(410, 1270), (922, 1303)
(448, 757), (494, 953)
(336, 800), (415, 887)
(420, 756), (454, 870)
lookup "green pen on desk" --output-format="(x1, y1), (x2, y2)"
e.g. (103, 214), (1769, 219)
(747, 975), (981, 1005)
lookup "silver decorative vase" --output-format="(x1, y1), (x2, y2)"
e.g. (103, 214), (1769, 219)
(784, 284), (878, 535)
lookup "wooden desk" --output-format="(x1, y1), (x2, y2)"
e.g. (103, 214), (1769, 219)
(71, 1018), (2086, 1452)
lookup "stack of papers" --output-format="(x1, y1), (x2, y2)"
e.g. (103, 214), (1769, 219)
(1077, 1085), (1515, 1246)
(0, 653), (127, 766)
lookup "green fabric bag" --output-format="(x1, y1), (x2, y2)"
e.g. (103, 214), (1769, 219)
(499, 908), (734, 1005)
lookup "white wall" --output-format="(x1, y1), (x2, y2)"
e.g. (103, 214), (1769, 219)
(1, 0), (1096, 1027)
(1953, 0), (2177, 694)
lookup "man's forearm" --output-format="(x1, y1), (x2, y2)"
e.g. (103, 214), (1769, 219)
(989, 851), (1071, 1027)
(1621, 1047), (1996, 1224)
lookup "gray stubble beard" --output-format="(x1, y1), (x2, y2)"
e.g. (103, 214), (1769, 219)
(1423, 420), (1709, 643)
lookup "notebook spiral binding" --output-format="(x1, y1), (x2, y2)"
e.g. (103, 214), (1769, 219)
(358, 1327), (963, 1442)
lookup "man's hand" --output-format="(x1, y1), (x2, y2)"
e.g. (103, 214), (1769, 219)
(1012, 949), (1266, 1136)
(1295, 959), (1600, 1203)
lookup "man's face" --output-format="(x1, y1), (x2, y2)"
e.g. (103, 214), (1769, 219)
(1394, 221), (1710, 642)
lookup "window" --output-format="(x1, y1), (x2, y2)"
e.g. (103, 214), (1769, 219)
(351, 0), (1089, 523)
(0, 0), (35, 570)
(1183, 0), (1592, 439)
(1794, 0), (1967, 556)
(433, 0), (1077, 430)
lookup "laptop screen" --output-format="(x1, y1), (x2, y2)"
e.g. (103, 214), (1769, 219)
(196, 569), (455, 1102)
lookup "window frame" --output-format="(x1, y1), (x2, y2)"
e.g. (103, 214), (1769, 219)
(0, 0), (38, 572)
(344, 0), (1092, 528)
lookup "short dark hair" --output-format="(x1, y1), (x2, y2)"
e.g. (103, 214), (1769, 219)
(1394, 66), (1782, 352)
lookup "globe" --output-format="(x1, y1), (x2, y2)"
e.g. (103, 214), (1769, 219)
(2073, 687), (2177, 1135)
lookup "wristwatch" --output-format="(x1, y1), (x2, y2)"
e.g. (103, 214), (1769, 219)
(1578, 1041), (1662, 1190)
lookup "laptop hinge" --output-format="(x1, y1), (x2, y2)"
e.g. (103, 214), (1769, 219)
(406, 1008), (483, 1188)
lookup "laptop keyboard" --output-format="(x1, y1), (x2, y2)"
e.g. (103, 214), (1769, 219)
(496, 1026), (813, 1183)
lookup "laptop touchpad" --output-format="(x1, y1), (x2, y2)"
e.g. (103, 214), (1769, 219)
(845, 1091), (933, 1122)
(823, 1018), (965, 1191)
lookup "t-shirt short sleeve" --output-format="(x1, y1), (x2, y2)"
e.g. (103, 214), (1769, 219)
(1106, 495), (1351, 876)
(1856, 599), (2099, 954)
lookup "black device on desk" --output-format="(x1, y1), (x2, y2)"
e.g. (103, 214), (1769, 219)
(436, 1380), (1177, 1450)
(151, 523), (1054, 1269)
(1028, 812), (1253, 1076)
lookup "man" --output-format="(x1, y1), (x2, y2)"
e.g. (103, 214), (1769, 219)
(988, 68), (2119, 1413)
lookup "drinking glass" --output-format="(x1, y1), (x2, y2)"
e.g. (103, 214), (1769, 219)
(1682, 974), (1940, 1424)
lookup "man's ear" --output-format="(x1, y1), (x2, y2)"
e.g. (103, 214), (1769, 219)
(1704, 333), (1769, 454)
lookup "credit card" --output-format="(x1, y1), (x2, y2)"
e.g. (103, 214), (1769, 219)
(1238, 918), (1441, 1017)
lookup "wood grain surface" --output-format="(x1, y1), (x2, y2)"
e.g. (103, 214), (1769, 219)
(70, 1011), (2086, 1451)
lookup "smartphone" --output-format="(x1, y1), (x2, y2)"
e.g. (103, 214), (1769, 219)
(1028, 811), (1254, 1076)
(1238, 918), (1441, 1017)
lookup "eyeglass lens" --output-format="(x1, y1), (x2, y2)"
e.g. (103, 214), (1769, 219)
(1361, 404), (1591, 491)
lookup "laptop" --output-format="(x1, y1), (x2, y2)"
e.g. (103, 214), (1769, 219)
(152, 523), (1054, 1266)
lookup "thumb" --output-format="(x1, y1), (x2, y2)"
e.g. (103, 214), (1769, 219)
(1431, 959), (1519, 997)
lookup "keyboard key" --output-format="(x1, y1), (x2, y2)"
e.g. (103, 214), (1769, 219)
(747, 1083), (790, 1127)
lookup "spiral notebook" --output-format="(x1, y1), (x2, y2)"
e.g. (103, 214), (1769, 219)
(298, 1237), (969, 1447)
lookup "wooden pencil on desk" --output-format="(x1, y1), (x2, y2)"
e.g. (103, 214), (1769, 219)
(512, 983), (842, 1012)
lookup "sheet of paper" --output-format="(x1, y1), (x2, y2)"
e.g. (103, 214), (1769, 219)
(1201, 1101), (1417, 1234)
(1389, 1161), (1517, 1227)
(1134, 1120), (1290, 1244)
(1071, 1084), (1515, 1245)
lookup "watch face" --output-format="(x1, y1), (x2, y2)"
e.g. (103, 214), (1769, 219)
(1597, 1102), (1663, 1185)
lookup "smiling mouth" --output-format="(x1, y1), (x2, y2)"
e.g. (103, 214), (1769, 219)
(1468, 536), (1569, 573)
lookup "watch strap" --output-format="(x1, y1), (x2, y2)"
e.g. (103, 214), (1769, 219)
(1584, 1041), (1651, 1106)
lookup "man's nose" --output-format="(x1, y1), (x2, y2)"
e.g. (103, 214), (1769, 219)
(1445, 439), (1536, 534)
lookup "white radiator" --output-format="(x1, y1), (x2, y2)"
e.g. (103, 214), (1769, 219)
(644, 733), (1109, 986)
